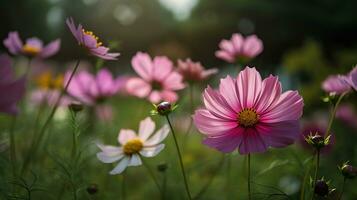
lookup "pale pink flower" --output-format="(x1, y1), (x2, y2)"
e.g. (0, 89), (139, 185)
(215, 33), (263, 63)
(336, 104), (357, 129)
(3, 31), (60, 58)
(193, 67), (304, 154)
(30, 90), (72, 107)
(346, 66), (357, 91)
(322, 75), (351, 95)
(177, 58), (218, 82)
(0, 54), (26, 115)
(97, 117), (169, 175)
(66, 18), (120, 60)
(126, 52), (185, 103)
(65, 68), (126, 121)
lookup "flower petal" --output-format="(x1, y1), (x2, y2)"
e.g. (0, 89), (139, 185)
(238, 128), (267, 154)
(145, 124), (169, 146)
(109, 157), (129, 175)
(152, 56), (173, 81)
(219, 75), (242, 112)
(203, 86), (236, 120)
(202, 127), (244, 153)
(126, 77), (151, 98)
(236, 67), (262, 108)
(140, 144), (165, 157)
(3, 32), (23, 55)
(128, 154), (142, 166)
(118, 129), (137, 145)
(40, 39), (61, 58)
(138, 117), (156, 141)
(254, 75), (281, 113)
(242, 35), (263, 58)
(131, 52), (153, 81)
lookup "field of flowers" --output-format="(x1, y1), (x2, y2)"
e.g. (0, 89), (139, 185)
(1, 1), (357, 200)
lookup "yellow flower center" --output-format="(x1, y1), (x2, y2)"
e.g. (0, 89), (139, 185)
(82, 29), (103, 47)
(36, 72), (64, 90)
(123, 139), (143, 155)
(22, 44), (40, 55)
(237, 108), (259, 127)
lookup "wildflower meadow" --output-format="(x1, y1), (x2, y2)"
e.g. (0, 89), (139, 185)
(0, 0), (357, 199)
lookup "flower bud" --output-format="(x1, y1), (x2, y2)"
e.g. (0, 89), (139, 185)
(86, 183), (98, 195)
(69, 102), (84, 113)
(157, 162), (168, 172)
(305, 133), (330, 150)
(314, 179), (329, 197)
(340, 163), (357, 179)
(151, 102), (178, 116)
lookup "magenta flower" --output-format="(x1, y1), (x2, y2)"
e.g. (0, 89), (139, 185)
(193, 67), (304, 154)
(65, 68), (126, 120)
(215, 33), (263, 63)
(126, 52), (185, 103)
(177, 58), (218, 82)
(3, 31), (60, 58)
(336, 104), (357, 129)
(66, 18), (120, 60)
(0, 54), (26, 115)
(322, 75), (351, 95)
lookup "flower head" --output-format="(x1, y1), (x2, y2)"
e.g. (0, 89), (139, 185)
(193, 67), (304, 154)
(177, 59), (217, 82)
(66, 18), (120, 60)
(346, 66), (357, 91)
(322, 75), (351, 95)
(97, 117), (169, 175)
(314, 179), (329, 197)
(3, 31), (60, 58)
(299, 123), (335, 153)
(0, 54), (26, 115)
(215, 33), (263, 63)
(126, 52), (185, 103)
(340, 162), (357, 179)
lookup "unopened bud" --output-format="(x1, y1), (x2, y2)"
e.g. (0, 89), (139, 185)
(86, 183), (98, 195)
(69, 102), (84, 113)
(314, 179), (329, 197)
(340, 163), (357, 179)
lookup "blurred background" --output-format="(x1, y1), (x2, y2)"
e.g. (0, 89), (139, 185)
(0, 0), (357, 199)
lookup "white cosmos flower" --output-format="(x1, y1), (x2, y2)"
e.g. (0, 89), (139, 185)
(97, 117), (169, 175)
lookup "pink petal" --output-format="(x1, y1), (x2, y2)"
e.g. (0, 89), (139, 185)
(348, 66), (357, 90)
(152, 56), (173, 81)
(131, 52), (153, 81)
(236, 67), (262, 108)
(260, 91), (303, 123)
(138, 117), (156, 141)
(162, 71), (185, 90)
(3, 32), (23, 55)
(254, 75), (281, 113)
(193, 109), (238, 137)
(66, 18), (81, 43)
(160, 90), (178, 103)
(322, 75), (351, 94)
(40, 39), (61, 58)
(219, 39), (235, 54)
(126, 77), (151, 98)
(83, 34), (97, 48)
(203, 86), (237, 120)
(118, 129), (137, 145)
(257, 120), (300, 148)
(238, 128), (267, 154)
(215, 50), (235, 63)
(202, 127), (244, 153)
(25, 38), (43, 49)
(219, 75), (242, 112)
(96, 68), (116, 96)
(231, 33), (244, 52)
(148, 91), (162, 103)
(242, 35), (263, 58)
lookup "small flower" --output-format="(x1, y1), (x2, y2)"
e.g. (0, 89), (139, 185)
(3, 31), (60, 58)
(177, 59), (218, 82)
(66, 17), (120, 60)
(215, 33), (263, 63)
(346, 66), (357, 91)
(193, 67), (304, 154)
(65, 68), (126, 121)
(97, 117), (169, 175)
(340, 162), (357, 179)
(126, 52), (185, 103)
(314, 179), (329, 197)
(0, 54), (26, 115)
(322, 75), (351, 95)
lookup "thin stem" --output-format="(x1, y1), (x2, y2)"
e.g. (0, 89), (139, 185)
(121, 173), (126, 200)
(165, 115), (192, 200)
(338, 177), (346, 200)
(311, 150), (320, 200)
(325, 92), (347, 136)
(247, 154), (252, 200)
(225, 154), (232, 200)
(21, 59), (81, 175)
(70, 111), (79, 160)
(9, 116), (17, 176)
(141, 157), (162, 193)
(161, 170), (167, 200)
(183, 84), (194, 145)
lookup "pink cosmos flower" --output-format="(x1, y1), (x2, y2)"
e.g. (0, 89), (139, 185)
(215, 33), (263, 63)
(336, 104), (357, 129)
(322, 75), (351, 95)
(66, 18), (120, 60)
(3, 31), (60, 58)
(193, 67), (304, 154)
(65, 68), (126, 120)
(177, 58), (218, 82)
(97, 117), (169, 175)
(126, 52), (185, 103)
(0, 54), (26, 115)
(346, 66), (357, 91)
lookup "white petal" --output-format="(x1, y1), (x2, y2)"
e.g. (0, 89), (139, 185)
(118, 129), (137, 145)
(109, 157), (130, 175)
(140, 144), (165, 157)
(138, 117), (156, 141)
(128, 154), (142, 166)
(145, 125), (170, 146)
(97, 144), (122, 156)
(97, 152), (124, 163)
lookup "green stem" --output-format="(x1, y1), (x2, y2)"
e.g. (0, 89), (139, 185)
(141, 157), (162, 193)
(9, 116), (17, 176)
(121, 173), (126, 200)
(165, 115), (192, 200)
(21, 59), (81, 175)
(247, 154), (252, 200)
(161, 170), (167, 200)
(311, 150), (320, 200)
(325, 92), (347, 136)
(225, 154), (232, 200)
(70, 111), (78, 160)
